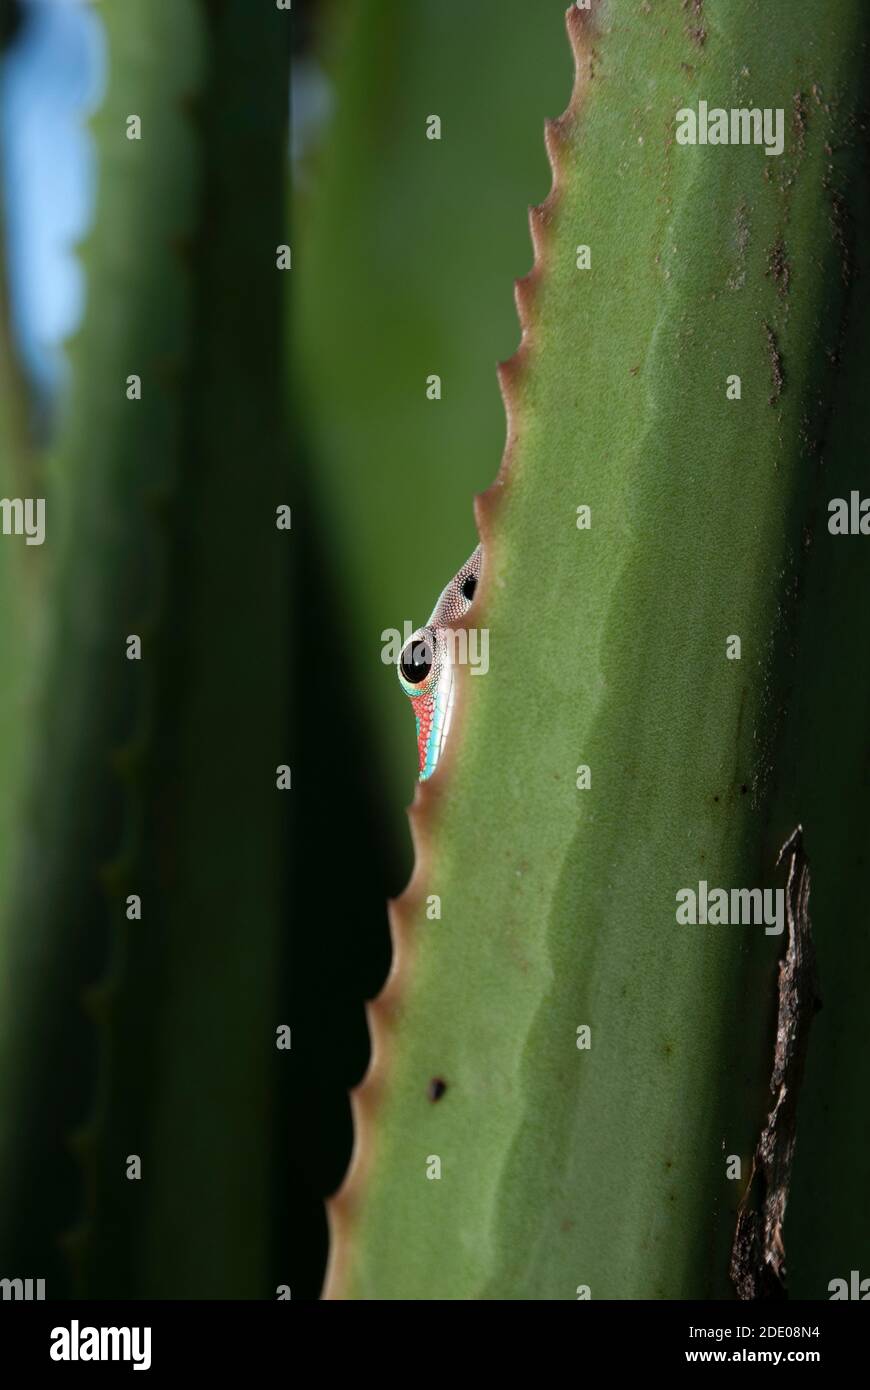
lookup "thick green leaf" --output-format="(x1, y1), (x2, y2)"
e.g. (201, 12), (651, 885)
(290, 0), (586, 1296)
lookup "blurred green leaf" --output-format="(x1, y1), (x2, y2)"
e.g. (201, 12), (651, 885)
(0, 0), (291, 1298)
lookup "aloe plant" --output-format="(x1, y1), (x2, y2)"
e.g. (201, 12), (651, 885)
(2, 0), (868, 1307)
(323, 0), (870, 1299)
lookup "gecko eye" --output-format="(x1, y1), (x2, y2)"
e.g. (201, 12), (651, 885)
(461, 574), (477, 603)
(400, 633), (434, 685)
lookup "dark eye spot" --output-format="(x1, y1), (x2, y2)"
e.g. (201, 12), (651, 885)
(461, 574), (477, 603)
(400, 634), (434, 685)
(427, 1078), (447, 1102)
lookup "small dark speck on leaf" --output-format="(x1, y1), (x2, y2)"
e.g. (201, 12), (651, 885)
(683, 0), (705, 43)
(792, 91), (809, 154)
(766, 237), (790, 297)
(828, 189), (853, 288)
(764, 322), (784, 404)
(740, 783), (748, 795)
(428, 1078), (447, 1102)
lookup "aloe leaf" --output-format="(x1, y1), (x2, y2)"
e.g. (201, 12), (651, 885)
(327, 0), (870, 1300)
(290, 0), (583, 1296)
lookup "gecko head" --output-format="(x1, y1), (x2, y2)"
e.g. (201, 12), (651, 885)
(397, 546), (483, 780)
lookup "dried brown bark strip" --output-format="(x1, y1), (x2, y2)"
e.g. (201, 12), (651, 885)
(730, 826), (821, 1300)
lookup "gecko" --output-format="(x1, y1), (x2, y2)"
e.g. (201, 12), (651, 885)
(397, 545), (483, 780)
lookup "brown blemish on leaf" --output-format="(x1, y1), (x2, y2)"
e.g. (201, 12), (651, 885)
(730, 827), (821, 1300)
(792, 92), (808, 157)
(683, 0), (706, 45)
(728, 199), (750, 291)
(427, 1078), (447, 1102)
(766, 237), (790, 298)
(764, 322), (784, 404)
(828, 187), (853, 288)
